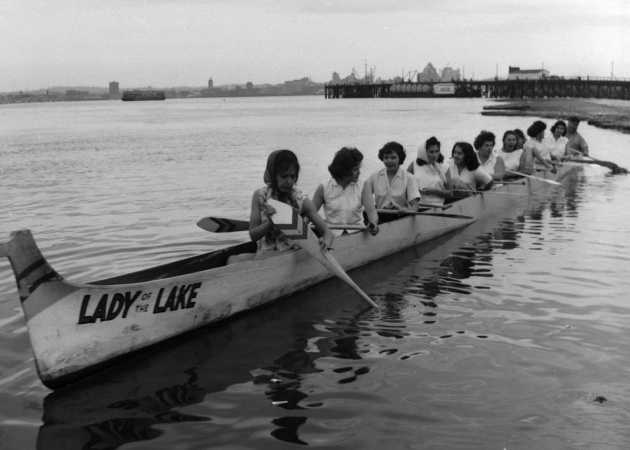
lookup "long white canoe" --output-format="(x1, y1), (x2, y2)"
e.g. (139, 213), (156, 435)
(0, 165), (578, 389)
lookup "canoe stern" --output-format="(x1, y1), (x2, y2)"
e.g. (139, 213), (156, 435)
(1, 230), (65, 306)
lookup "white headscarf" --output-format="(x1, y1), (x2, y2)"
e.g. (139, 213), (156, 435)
(417, 142), (447, 184)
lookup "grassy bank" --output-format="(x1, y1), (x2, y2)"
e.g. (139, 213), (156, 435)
(481, 98), (630, 134)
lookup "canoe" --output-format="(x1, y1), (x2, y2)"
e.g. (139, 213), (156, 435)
(0, 164), (578, 389)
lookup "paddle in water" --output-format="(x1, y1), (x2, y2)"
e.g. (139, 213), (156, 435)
(267, 199), (378, 309)
(562, 158), (628, 174)
(505, 170), (562, 186)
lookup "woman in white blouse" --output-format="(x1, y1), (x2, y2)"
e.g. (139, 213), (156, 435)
(544, 120), (569, 161)
(312, 147), (379, 235)
(499, 130), (527, 173)
(524, 121), (557, 173)
(406, 136), (449, 205)
(473, 130), (505, 181)
(445, 141), (493, 195)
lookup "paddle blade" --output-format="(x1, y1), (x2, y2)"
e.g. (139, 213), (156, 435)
(566, 158), (628, 173)
(267, 199), (378, 309)
(267, 199), (309, 241)
(197, 217), (249, 233)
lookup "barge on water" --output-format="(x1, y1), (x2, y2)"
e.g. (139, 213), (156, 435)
(121, 90), (166, 101)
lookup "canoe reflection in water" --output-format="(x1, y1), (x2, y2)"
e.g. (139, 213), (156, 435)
(38, 287), (376, 449)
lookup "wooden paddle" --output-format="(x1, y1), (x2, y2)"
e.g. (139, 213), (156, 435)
(197, 217), (249, 233)
(267, 199), (378, 309)
(561, 158), (628, 174)
(418, 202), (452, 210)
(197, 217), (366, 233)
(498, 181), (526, 185)
(452, 189), (528, 196)
(376, 209), (474, 219)
(505, 170), (562, 186)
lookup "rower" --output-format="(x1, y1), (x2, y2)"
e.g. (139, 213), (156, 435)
(444, 141), (493, 196)
(312, 147), (379, 236)
(474, 130), (505, 181)
(545, 120), (569, 161)
(499, 130), (527, 175)
(523, 121), (557, 174)
(407, 136), (449, 205)
(565, 116), (589, 158)
(514, 128), (526, 151)
(365, 141), (420, 222)
(228, 150), (334, 264)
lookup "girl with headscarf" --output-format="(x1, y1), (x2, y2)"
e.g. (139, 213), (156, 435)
(249, 150), (333, 260)
(406, 136), (449, 205)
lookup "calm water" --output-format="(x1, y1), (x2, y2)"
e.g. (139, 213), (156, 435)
(1, 97), (630, 449)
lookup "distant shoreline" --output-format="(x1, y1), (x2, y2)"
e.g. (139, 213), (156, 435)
(0, 92), (322, 105)
(481, 98), (630, 134)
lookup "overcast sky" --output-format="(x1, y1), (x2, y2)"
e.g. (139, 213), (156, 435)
(2, 0), (629, 91)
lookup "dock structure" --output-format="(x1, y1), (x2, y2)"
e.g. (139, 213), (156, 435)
(325, 77), (630, 100)
(325, 83), (392, 98)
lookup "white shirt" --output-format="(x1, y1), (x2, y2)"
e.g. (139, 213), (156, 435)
(477, 151), (500, 176)
(321, 177), (365, 225)
(446, 160), (492, 189)
(524, 138), (548, 169)
(411, 160), (447, 205)
(544, 134), (568, 160)
(500, 149), (524, 172)
(367, 167), (420, 210)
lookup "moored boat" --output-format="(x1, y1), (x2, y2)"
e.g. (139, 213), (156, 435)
(0, 165), (578, 389)
(121, 90), (166, 101)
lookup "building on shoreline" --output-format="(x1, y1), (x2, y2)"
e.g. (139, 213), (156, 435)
(109, 81), (121, 99)
(200, 77), (323, 97)
(507, 67), (549, 80)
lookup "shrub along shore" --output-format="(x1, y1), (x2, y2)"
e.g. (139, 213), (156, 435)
(481, 98), (630, 134)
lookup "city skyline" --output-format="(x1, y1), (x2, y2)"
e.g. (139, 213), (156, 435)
(2, 0), (630, 93)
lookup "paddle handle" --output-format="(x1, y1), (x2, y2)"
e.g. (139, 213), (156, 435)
(376, 209), (473, 219)
(418, 202), (452, 210)
(326, 224), (367, 231)
(452, 189), (528, 196)
(197, 217), (369, 233)
(376, 208), (444, 215)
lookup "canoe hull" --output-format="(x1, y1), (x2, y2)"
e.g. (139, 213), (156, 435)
(1, 165), (578, 389)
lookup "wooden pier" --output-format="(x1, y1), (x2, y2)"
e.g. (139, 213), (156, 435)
(325, 77), (630, 100)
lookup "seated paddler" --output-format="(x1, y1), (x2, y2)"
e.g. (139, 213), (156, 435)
(248, 149), (334, 260)
(312, 147), (379, 236)
(365, 141), (420, 222)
